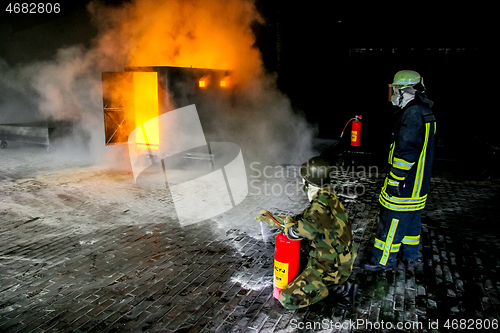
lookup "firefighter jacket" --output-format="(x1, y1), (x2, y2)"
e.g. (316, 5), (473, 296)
(288, 186), (356, 284)
(379, 94), (436, 211)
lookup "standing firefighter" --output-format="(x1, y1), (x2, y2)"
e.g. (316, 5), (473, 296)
(364, 70), (436, 272)
(255, 157), (357, 309)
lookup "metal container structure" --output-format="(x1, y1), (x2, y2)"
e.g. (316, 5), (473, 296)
(102, 66), (231, 147)
(0, 122), (53, 150)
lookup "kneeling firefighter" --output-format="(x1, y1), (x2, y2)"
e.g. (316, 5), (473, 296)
(255, 157), (357, 309)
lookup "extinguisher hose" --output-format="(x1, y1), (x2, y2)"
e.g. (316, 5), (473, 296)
(340, 118), (355, 138)
(264, 213), (284, 228)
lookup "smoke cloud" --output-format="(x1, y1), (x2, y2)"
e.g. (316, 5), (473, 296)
(0, 0), (316, 167)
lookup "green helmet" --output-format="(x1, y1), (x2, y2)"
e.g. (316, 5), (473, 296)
(300, 157), (330, 187)
(392, 70), (422, 89)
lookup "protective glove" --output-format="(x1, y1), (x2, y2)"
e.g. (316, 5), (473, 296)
(284, 216), (300, 240)
(254, 210), (283, 230)
(386, 179), (401, 197)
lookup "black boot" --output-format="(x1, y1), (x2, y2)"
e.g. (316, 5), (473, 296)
(362, 262), (394, 272)
(331, 281), (357, 310)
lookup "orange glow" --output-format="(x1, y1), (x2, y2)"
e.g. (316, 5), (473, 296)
(95, 0), (264, 86)
(199, 75), (209, 88)
(220, 76), (229, 87)
(133, 72), (159, 150)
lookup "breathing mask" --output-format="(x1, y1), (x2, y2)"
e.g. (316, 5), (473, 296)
(389, 85), (416, 108)
(302, 177), (320, 202)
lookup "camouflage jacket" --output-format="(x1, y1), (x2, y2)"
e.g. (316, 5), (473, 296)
(289, 186), (356, 283)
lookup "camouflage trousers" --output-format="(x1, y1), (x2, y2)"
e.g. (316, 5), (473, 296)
(278, 264), (350, 309)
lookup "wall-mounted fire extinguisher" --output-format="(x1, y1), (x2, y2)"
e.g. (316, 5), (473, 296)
(340, 115), (362, 147)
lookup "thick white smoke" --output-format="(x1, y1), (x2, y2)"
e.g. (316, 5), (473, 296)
(0, 0), (317, 168)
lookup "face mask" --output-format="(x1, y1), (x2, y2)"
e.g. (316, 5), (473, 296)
(391, 89), (401, 106)
(400, 91), (415, 108)
(307, 184), (320, 202)
(391, 89), (415, 108)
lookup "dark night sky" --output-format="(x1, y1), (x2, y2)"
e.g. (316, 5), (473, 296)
(0, 1), (496, 146)
(254, 2), (496, 147)
(1, 2), (494, 66)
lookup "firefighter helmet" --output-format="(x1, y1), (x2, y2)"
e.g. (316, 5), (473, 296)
(392, 70), (425, 92)
(389, 70), (425, 107)
(392, 70), (422, 88)
(300, 157), (330, 187)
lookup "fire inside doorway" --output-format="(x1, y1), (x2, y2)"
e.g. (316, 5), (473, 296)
(101, 67), (249, 227)
(102, 66), (232, 147)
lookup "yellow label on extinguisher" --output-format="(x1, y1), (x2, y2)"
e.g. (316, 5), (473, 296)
(351, 131), (358, 142)
(274, 260), (289, 289)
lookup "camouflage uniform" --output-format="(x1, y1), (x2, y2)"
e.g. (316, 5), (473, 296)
(278, 186), (357, 309)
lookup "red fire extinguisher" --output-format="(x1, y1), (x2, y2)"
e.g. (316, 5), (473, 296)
(263, 214), (301, 300)
(273, 232), (301, 299)
(351, 115), (362, 146)
(340, 115), (362, 147)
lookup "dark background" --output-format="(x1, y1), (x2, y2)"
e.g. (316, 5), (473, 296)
(253, 2), (496, 153)
(1, 1), (497, 156)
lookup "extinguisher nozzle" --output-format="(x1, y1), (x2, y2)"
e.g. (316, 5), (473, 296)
(260, 221), (274, 243)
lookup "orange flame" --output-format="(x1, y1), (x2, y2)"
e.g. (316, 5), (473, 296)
(92, 0), (263, 85)
(95, 0), (265, 147)
(198, 75), (209, 88)
(220, 76), (230, 87)
(132, 72), (159, 150)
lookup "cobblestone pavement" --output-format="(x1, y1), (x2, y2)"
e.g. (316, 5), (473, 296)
(1, 143), (499, 332)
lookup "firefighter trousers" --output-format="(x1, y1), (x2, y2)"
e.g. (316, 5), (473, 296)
(370, 207), (421, 268)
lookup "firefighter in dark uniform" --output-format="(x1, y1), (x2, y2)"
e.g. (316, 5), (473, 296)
(255, 157), (357, 309)
(364, 70), (436, 271)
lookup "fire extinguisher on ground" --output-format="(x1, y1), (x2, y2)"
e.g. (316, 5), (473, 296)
(340, 115), (362, 147)
(262, 214), (301, 300)
(273, 232), (301, 299)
